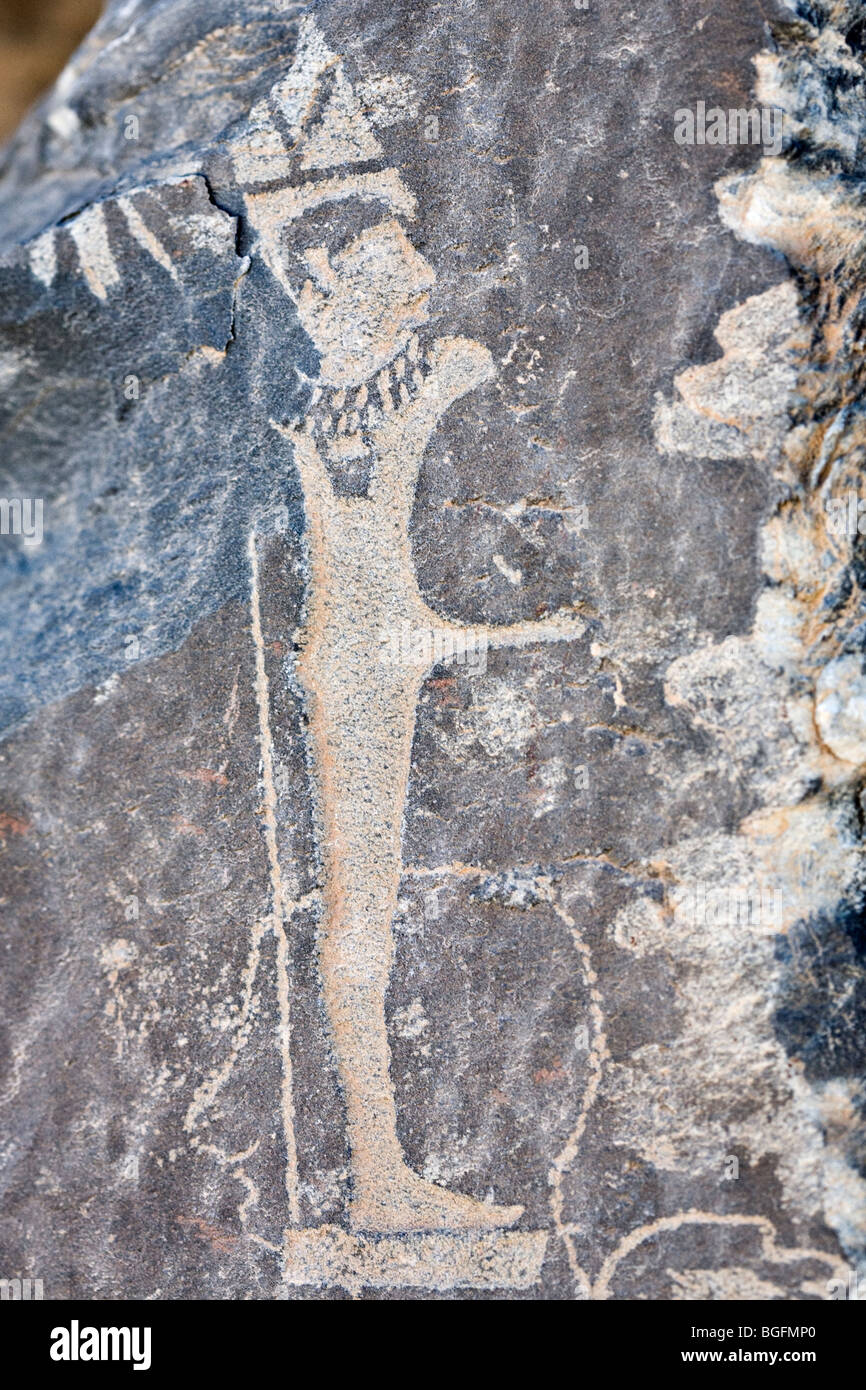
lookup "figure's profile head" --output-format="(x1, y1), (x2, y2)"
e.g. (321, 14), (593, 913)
(238, 15), (436, 391)
(295, 218), (434, 388)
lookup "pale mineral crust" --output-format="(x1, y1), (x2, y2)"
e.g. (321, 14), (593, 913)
(0, 0), (864, 1300)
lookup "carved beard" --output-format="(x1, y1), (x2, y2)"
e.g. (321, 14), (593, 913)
(299, 329), (436, 492)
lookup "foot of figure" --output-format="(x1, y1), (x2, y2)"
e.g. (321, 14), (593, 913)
(349, 1162), (523, 1233)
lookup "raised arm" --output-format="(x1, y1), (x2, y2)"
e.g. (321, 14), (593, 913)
(368, 336), (495, 519)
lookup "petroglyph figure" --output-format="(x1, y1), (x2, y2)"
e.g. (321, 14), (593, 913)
(7, 5), (861, 1298)
(241, 18), (585, 1233)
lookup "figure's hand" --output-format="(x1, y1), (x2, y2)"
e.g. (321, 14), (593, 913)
(420, 336), (495, 415)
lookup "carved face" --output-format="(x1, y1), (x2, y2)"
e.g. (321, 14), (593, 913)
(296, 218), (434, 388)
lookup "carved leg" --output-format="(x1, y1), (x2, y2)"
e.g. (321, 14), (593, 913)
(304, 657), (522, 1232)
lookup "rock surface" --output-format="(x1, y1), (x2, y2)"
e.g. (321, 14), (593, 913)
(0, 0), (865, 1298)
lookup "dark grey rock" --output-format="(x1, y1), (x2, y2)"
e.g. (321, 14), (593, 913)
(0, 0), (864, 1299)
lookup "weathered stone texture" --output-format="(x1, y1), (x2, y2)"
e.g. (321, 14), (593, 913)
(1, 0), (865, 1298)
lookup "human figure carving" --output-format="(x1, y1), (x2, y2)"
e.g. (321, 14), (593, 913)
(242, 20), (585, 1232)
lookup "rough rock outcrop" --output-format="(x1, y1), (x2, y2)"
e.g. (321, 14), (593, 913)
(0, 0), (864, 1299)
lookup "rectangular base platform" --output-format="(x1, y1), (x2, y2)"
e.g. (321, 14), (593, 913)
(282, 1224), (549, 1291)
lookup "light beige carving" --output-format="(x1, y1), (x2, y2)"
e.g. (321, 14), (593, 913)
(239, 17), (584, 1252)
